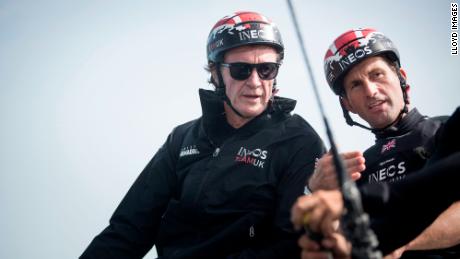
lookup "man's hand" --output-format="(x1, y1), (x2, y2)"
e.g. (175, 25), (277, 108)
(291, 190), (351, 258)
(298, 232), (352, 259)
(308, 151), (365, 192)
(291, 190), (344, 235)
(383, 245), (406, 259)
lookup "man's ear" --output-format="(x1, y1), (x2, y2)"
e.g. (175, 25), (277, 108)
(341, 96), (356, 114)
(399, 67), (409, 91)
(210, 68), (220, 87)
(399, 67), (407, 81)
(399, 67), (411, 104)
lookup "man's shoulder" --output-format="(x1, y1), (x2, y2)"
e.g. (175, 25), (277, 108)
(364, 111), (448, 153)
(427, 115), (450, 122)
(361, 112), (448, 170)
(412, 107), (448, 127)
(273, 114), (325, 152)
(419, 114), (449, 127)
(169, 118), (202, 141)
(282, 114), (318, 133)
(278, 114), (323, 143)
(174, 118), (200, 131)
(415, 114), (447, 142)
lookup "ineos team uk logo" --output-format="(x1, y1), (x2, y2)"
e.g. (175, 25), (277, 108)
(235, 147), (268, 168)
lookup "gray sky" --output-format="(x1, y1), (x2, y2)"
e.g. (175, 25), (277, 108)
(1, 1), (458, 258)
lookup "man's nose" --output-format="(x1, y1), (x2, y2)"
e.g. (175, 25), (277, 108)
(245, 68), (262, 88)
(363, 80), (378, 97)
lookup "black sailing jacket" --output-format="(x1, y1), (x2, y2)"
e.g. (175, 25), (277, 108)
(357, 108), (445, 186)
(359, 107), (460, 257)
(356, 108), (460, 258)
(81, 89), (325, 259)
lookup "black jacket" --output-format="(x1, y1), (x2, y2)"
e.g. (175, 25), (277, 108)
(81, 89), (325, 259)
(361, 152), (460, 256)
(360, 107), (460, 256)
(357, 108), (445, 185)
(357, 108), (460, 258)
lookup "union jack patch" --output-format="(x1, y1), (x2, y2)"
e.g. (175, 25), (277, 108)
(381, 139), (396, 154)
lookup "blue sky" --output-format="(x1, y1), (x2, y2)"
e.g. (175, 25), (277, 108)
(1, 1), (458, 258)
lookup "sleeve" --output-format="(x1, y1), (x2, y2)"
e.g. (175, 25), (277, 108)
(276, 136), (326, 232)
(360, 152), (460, 255)
(426, 106), (460, 165)
(232, 134), (326, 259)
(80, 129), (182, 259)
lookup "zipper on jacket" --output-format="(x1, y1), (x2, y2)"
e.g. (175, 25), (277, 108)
(249, 225), (255, 238)
(193, 138), (231, 204)
(212, 147), (220, 157)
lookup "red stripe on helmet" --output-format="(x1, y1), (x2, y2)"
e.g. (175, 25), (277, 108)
(211, 14), (237, 29)
(324, 49), (334, 59)
(211, 11), (271, 30)
(234, 11), (270, 23)
(332, 28), (376, 56)
(333, 30), (358, 52)
(360, 28), (376, 38)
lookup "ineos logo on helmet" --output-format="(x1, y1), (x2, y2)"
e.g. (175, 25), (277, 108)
(324, 28), (400, 96)
(206, 11), (284, 63)
(323, 28), (410, 133)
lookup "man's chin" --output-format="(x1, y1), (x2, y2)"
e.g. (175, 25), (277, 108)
(369, 117), (397, 129)
(239, 107), (266, 118)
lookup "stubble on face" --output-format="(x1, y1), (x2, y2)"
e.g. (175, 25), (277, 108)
(342, 56), (406, 129)
(220, 45), (278, 128)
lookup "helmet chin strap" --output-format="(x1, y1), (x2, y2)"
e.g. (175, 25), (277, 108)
(215, 63), (247, 118)
(341, 68), (409, 134)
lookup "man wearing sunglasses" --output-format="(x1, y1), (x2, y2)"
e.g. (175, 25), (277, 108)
(81, 11), (325, 259)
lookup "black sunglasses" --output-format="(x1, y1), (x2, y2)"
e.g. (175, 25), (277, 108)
(221, 62), (281, 81)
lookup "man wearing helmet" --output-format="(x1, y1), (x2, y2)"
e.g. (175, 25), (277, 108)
(80, 11), (325, 258)
(300, 28), (460, 258)
(291, 106), (460, 259)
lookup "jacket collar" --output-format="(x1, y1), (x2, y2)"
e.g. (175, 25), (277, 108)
(198, 89), (297, 144)
(374, 108), (426, 140)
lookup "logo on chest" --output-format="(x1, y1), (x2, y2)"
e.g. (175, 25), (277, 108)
(234, 147), (268, 169)
(368, 157), (407, 183)
(179, 145), (200, 157)
(381, 139), (396, 154)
